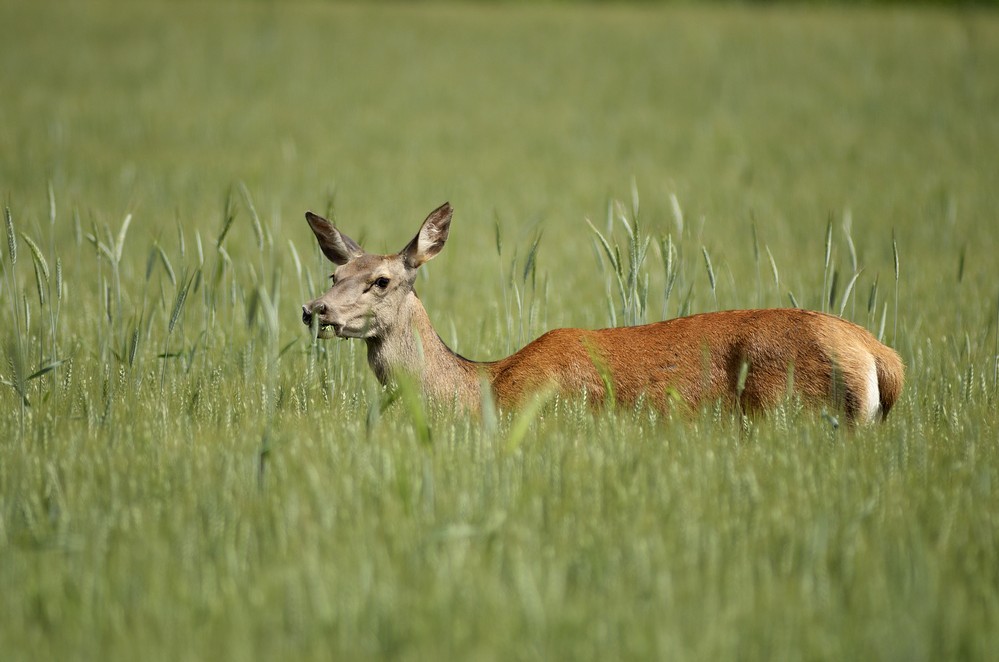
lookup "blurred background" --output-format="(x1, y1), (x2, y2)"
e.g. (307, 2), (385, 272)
(3, 1), (997, 342)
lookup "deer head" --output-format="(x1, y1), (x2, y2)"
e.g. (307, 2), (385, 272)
(301, 203), (453, 340)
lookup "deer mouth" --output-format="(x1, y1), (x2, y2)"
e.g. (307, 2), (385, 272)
(316, 322), (340, 339)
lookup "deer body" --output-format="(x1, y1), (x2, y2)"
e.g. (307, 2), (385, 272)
(303, 203), (904, 423)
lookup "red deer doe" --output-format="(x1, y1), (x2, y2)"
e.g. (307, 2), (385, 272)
(301, 203), (904, 423)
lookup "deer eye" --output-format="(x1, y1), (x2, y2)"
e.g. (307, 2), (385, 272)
(374, 277), (390, 289)
(329, 273), (336, 284)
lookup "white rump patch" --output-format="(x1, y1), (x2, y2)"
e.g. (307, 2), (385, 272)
(862, 359), (880, 423)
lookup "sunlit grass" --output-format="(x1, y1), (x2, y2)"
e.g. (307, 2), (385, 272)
(2, 2), (999, 660)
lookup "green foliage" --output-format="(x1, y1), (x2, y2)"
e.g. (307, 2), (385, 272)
(2, 2), (999, 660)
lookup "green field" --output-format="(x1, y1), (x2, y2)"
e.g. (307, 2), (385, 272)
(2, 1), (999, 659)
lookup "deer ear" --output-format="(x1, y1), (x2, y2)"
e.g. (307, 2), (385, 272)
(401, 202), (452, 269)
(305, 211), (363, 265)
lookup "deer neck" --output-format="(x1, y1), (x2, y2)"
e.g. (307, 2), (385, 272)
(365, 291), (482, 406)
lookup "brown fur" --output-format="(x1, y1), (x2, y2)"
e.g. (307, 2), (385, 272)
(451, 307), (902, 422)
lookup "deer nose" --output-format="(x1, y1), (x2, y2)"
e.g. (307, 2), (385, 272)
(302, 303), (326, 326)
(302, 302), (328, 326)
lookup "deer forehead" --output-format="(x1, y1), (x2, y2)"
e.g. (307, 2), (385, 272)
(334, 254), (408, 283)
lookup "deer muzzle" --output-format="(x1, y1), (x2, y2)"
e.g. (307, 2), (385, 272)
(302, 302), (342, 338)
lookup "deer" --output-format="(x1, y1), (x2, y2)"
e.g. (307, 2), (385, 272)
(301, 202), (904, 424)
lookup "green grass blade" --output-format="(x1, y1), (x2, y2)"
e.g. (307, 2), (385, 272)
(20, 232), (49, 281)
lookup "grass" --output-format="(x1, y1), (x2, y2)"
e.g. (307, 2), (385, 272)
(2, 1), (999, 660)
